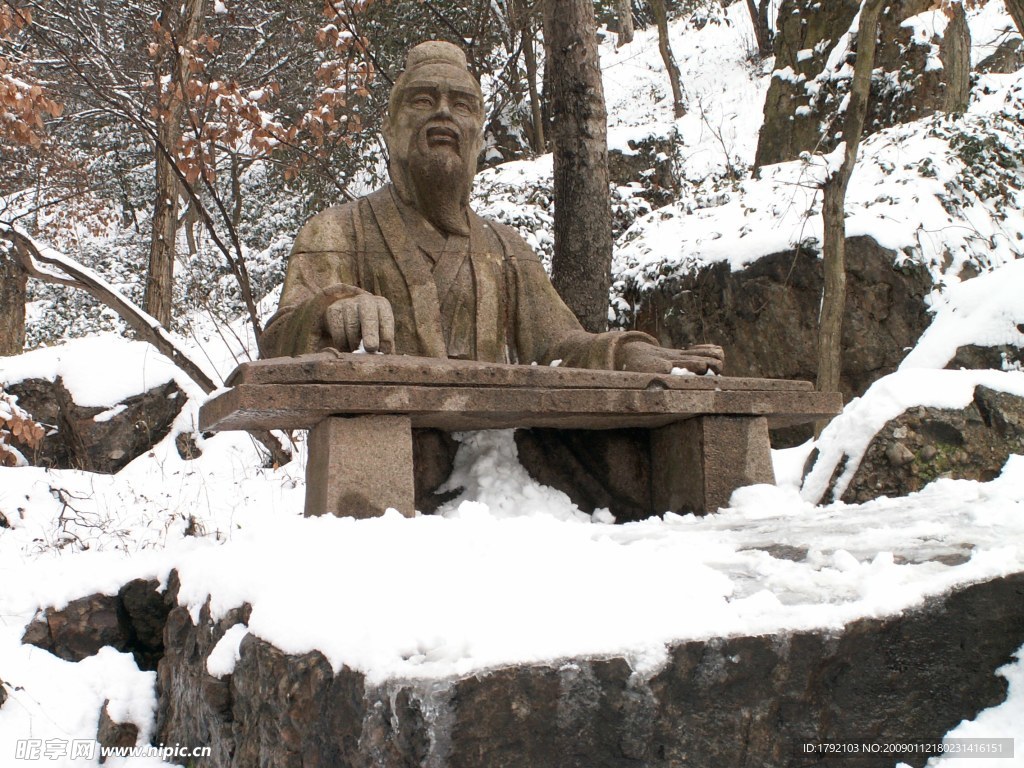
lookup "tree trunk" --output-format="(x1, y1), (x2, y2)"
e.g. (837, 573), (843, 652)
(0, 250), (27, 356)
(616, 0), (634, 47)
(1005, 0), (1024, 39)
(523, 27), (545, 153)
(510, 0), (545, 156)
(542, 0), (613, 333)
(650, 0), (685, 118)
(816, 0), (886, 430)
(745, 0), (773, 57)
(144, 0), (206, 328)
(817, 179), (847, 402)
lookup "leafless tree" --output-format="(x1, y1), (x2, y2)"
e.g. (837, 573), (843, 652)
(816, 0), (886, 420)
(542, 0), (614, 331)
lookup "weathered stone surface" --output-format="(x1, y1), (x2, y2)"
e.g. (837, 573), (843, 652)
(23, 593), (125, 662)
(155, 572), (1024, 767)
(120, 578), (174, 670)
(755, 0), (971, 168)
(156, 578), (249, 766)
(6, 376), (184, 474)
(631, 237), (932, 443)
(947, 343), (1023, 372)
(97, 699), (139, 761)
(201, 356), (839, 434)
(651, 415), (776, 515)
(829, 385), (1024, 504)
(870, 0), (971, 128)
(977, 37), (1024, 74)
(22, 579), (171, 670)
(608, 132), (680, 207)
(305, 415), (416, 518)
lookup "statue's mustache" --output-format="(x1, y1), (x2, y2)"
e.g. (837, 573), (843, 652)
(425, 124), (460, 147)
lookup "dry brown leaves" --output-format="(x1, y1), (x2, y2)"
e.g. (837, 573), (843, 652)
(0, 4), (63, 148)
(0, 390), (44, 468)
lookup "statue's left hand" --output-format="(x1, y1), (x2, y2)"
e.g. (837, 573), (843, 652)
(324, 293), (396, 354)
(619, 342), (725, 375)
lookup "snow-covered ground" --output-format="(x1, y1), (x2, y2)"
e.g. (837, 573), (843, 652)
(2, 4), (1024, 767)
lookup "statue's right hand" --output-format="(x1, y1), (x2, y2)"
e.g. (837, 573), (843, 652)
(324, 294), (395, 354)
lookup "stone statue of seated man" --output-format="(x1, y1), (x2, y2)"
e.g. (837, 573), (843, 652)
(260, 40), (723, 517)
(260, 40), (723, 377)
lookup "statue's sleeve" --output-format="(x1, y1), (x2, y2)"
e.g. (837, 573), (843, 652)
(260, 205), (368, 358)
(503, 230), (657, 370)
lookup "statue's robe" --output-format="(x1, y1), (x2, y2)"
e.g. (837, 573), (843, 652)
(261, 185), (657, 518)
(260, 185), (655, 365)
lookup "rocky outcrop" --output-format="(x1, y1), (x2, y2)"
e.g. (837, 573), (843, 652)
(97, 700), (140, 759)
(869, 0), (971, 129)
(22, 579), (171, 670)
(629, 236), (933, 442)
(608, 132), (680, 207)
(152, 572), (1024, 767)
(977, 37), (1024, 74)
(947, 343), (1024, 372)
(825, 385), (1024, 504)
(6, 376), (184, 473)
(755, 0), (971, 168)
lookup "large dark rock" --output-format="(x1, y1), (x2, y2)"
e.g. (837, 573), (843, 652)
(6, 376), (184, 473)
(629, 236), (932, 443)
(97, 699), (140, 762)
(22, 579), (171, 670)
(948, 343), (1024, 372)
(824, 385), (1024, 504)
(869, 0), (971, 129)
(755, 0), (971, 168)
(22, 593), (125, 662)
(608, 132), (680, 208)
(977, 37), (1024, 74)
(156, 572), (1024, 767)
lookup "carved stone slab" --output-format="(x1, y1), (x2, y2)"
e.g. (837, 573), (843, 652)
(202, 353), (841, 433)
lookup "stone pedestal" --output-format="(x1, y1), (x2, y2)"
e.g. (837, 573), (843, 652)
(651, 416), (775, 515)
(305, 415), (415, 518)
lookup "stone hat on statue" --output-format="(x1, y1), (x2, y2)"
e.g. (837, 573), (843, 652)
(387, 40), (482, 118)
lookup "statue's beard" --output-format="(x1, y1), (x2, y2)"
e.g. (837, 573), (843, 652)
(396, 146), (473, 236)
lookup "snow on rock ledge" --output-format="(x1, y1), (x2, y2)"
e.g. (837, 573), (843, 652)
(802, 369), (1024, 505)
(155, 572), (1024, 768)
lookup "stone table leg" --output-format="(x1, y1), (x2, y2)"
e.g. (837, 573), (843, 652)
(304, 415), (415, 519)
(650, 416), (775, 516)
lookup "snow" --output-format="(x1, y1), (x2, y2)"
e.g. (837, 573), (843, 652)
(901, 257), (1024, 371)
(922, 649), (1024, 768)
(206, 624), (249, 678)
(803, 369), (1024, 504)
(2, 2), (1023, 765)
(0, 335), (190, 408)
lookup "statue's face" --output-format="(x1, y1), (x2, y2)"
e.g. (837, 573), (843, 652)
(384, 63), (484, 183)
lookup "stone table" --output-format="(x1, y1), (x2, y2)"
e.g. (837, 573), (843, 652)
(199, 352), (842, 518)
